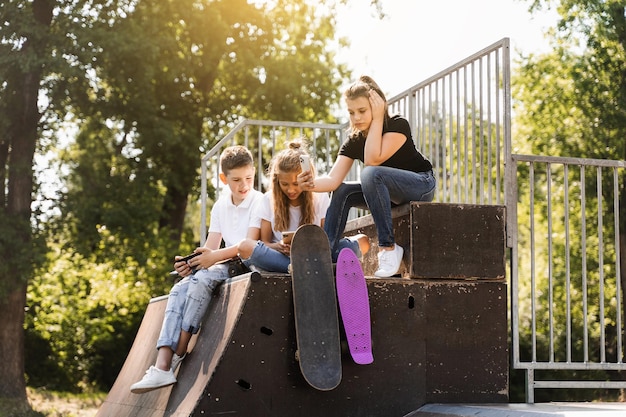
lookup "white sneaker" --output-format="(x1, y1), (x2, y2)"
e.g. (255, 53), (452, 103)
(374, 244), (404, 277)
(130, 366), (176, 394)
(171, 353), (185, 373)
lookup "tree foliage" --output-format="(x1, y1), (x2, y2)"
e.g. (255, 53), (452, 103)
(0, 0), (363, 398)
(513, 0), (626, 401)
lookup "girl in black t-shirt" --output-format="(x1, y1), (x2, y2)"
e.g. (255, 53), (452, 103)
(298, 76), (436, 277)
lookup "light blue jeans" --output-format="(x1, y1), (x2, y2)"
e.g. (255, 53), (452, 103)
(324, 166), (436, 261)
(247, 240), (290, 273)
(156, 264), (232, 351)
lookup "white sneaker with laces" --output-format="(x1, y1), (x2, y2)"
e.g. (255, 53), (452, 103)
(171, 353), (185, 373)
(374, 244), (404, 277)
(130, 366), (176, 394)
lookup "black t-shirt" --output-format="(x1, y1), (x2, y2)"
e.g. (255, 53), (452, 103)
(338, 115), (432, 173)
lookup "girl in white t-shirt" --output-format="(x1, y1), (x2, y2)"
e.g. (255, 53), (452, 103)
(239, 139), (330, 273)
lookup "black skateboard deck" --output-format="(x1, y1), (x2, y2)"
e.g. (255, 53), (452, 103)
(290, 224), (341, 391)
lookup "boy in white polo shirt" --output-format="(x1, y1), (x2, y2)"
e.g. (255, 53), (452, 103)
(131, 145), (263, 393)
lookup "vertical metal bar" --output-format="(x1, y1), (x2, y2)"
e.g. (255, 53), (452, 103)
(443, 72), (450, 203)
(510, 155), (521, 367)
(547, 162), (555, 362)
(564, 164), (572, 363)
(435, 80), (444, 201)
(598, 166), (606, 363)
(200, 157), (208, 246)
(463, 65), (470, 203)
(471, 61), (477, 205)
(614, 167), (623, 363)
(455, 70), (462, 203)
(526, 369), (535, 403)
(495, 48), (502, 205)
(581, 165), (589, 362)
(325, 129), (331, 174)
(479, 57), (485, 205)
(486, 54), (495, 204)
(503, 38), (513, 246)
(530, 162), (537, 363)
(486, 53), (493, 205)
(257, 126), (264, 191)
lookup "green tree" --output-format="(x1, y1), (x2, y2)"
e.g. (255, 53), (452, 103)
(514, 0), (626, 400)
(0, 0), (55, 405)
(0, 0), (379, 404)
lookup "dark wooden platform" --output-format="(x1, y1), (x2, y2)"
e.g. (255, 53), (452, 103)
(97, 202), (510, 416)
(345, 202), (506, 280)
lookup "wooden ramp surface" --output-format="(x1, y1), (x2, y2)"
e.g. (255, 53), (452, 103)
(96, 273), (254, 417)
(97, 263), (509, 416)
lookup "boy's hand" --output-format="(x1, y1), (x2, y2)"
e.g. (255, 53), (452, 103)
(173, 256), (194, 277)
(191, 248), (223, 270)
(173, 250), (206, 276)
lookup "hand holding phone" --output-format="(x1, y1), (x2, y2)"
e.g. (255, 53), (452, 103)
(170, 252), (201, 277)
(282, 231), (295, 244)
(299, 155), (311, 173)
(176, 252), (201, 263)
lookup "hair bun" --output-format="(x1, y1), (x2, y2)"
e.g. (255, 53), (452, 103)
(288, 141), (301, 150)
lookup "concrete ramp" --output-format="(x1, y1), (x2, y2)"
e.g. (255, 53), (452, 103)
(407, 403), (626, 417)
(96, 273), (253, 417)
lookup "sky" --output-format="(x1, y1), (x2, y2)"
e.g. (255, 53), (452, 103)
(333, 0), (560, 97)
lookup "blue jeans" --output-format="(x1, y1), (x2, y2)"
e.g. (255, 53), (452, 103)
(156, 264), (232, 351)
(324, 166), (436, 261)
(247, 240), (290, 273)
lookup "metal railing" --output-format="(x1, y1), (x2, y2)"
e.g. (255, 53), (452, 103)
(510, 154), (626, 402)
(199, 120), (347, 242)
(387, 38), (511, 209)
(199, 37), (626, 401)
(200, 38), (512, 243)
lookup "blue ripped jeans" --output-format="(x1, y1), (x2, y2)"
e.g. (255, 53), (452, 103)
(156, 264), (233, 351)
(247, 240), (291, 273)
(324, 166), (436, 261)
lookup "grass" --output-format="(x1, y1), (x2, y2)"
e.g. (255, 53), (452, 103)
(0, 388), (104, 417)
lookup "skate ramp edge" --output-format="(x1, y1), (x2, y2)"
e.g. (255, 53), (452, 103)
(95, 272), (255, 417)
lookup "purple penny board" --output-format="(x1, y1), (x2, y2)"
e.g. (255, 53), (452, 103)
(336, 248), (373, 365)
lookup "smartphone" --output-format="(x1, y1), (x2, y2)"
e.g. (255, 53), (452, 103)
(299, 155), (311, 173)
(176, 252), (201, 263)
(170, 252), (202, 277)
(282, 231), (295, 244)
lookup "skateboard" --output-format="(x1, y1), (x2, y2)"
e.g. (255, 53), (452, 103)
(336, 248), (374, 365)
(290, 224), (342, 391)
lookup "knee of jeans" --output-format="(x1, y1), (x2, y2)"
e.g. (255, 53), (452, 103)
(360, 165), (384, 183)
(169, 280), (186, 297)
(421, 187), (436, 202)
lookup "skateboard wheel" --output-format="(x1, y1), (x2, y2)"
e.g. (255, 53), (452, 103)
(295, 349), (300, 361)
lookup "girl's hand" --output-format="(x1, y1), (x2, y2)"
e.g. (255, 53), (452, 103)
(278, 241), (291, 256)
(270, 241), (291, 256)
(297, 170), (315, 191)
(369, 89), (386, 123)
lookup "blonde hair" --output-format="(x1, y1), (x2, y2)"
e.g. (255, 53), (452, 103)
(268, 139), (315, 232)
(344, 75), (389, 136)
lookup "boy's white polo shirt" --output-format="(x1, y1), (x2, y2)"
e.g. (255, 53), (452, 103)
(209, 188), (263, 247)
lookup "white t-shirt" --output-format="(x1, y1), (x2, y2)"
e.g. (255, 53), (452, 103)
(208, 188), (264, 247)
(253, 191), (330, 243)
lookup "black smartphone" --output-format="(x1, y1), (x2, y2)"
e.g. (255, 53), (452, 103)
(176, 252), (201, 263)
